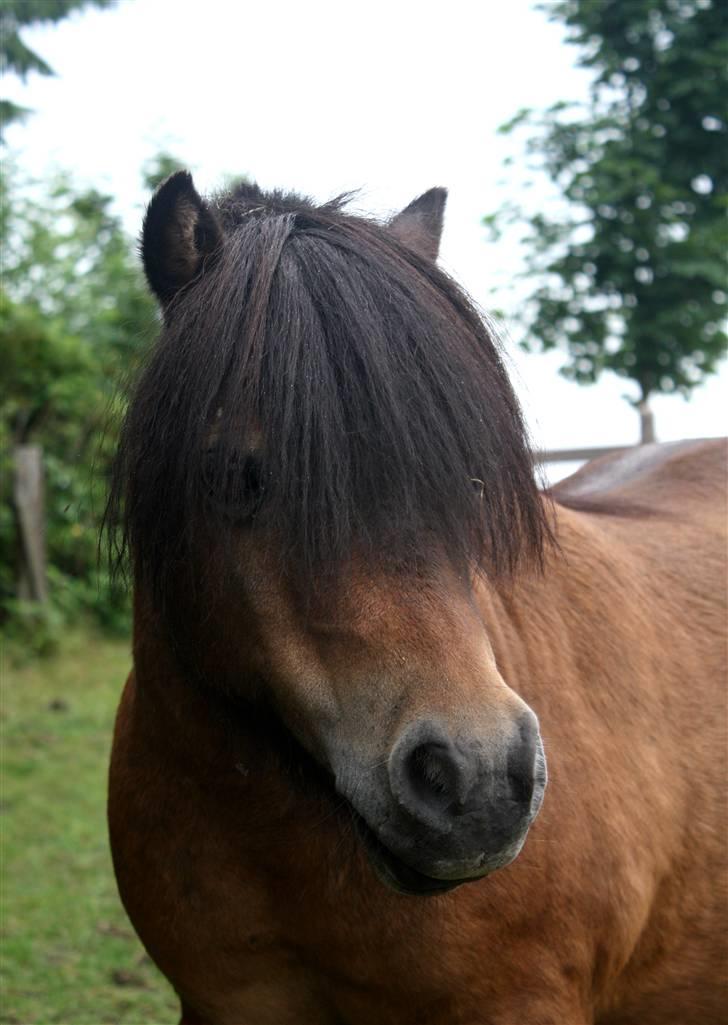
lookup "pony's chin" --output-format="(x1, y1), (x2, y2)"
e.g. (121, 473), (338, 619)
(350, 811), (489, 897)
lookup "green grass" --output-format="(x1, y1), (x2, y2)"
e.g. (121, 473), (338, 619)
(0, 628), (178, 1025)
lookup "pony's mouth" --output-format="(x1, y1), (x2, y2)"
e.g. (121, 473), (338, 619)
(348, 809), (476, 897)
(345, 748), (547, 897)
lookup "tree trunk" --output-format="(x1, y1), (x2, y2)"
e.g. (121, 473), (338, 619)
(13, 444), (48, 604)
(638, 400), (656, 444)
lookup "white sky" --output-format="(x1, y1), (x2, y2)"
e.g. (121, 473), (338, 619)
(4, 0), (726, 480)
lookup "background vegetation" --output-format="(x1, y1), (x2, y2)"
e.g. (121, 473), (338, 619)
(0, 152), (186, 651)
(2, 165), (151, 645)
(0, 1), (113, 136)
(486, 0), (727, 439)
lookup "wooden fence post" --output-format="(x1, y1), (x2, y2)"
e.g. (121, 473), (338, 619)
(13, 444), (48, 604)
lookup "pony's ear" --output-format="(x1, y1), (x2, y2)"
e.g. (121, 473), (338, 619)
(388, 187), (447, 261)
(141, 171), (222, 304)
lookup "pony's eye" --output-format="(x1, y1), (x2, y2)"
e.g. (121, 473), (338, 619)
(204, 449), (267, 521)
(240, 456), (263, 497)
(471, 477), (485, 499)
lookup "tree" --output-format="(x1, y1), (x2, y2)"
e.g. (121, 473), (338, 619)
(142, 151), (188, 193)
(141, 151), (250, 196)
(1, 0), (114, 136)
(486, 0), (727, 441)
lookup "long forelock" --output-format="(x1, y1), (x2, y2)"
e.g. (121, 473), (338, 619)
(108, 187), (549, 595)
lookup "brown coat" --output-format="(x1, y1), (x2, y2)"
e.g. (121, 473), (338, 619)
(109, 439), (728, 1024)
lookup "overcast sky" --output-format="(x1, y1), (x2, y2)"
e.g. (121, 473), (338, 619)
(5, 0), (726, 478)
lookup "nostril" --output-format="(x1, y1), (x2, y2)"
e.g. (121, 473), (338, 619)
(389, 721), (476, 827)
(507, 764), (535, 805)
(406, 743), (459, 813)
(507, 712), (539, 805)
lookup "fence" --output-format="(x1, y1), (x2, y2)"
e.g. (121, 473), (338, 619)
(12, 444), (48, 604)
(537, 444), (632, 465)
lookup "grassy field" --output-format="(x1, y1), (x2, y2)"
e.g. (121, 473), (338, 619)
(1, 629), (178, 1025)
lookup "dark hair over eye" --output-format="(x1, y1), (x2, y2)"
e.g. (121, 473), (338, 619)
(203, 449), (267, 523)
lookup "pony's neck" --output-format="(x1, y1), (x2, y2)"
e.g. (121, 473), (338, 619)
(477, 501), (605, 692)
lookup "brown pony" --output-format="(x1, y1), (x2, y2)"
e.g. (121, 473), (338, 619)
(107, 173), (727, 1024)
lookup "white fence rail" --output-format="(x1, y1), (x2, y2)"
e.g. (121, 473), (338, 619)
(537, 445), (632, 465)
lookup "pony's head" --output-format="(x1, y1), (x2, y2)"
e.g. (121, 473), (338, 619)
(109, 172), (549, 895)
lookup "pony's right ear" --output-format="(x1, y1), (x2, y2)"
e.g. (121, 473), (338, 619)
(141, 171), (222, 305)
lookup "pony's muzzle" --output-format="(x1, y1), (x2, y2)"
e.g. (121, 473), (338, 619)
(378, 710), (545, 883)
(389, 713), (540, 827)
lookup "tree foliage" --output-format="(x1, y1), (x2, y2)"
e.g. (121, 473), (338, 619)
(487, 0), (727, 407)
(1, 0), (114, 134)
(141, 151), (188, 193)
(1, 165), (156, 640)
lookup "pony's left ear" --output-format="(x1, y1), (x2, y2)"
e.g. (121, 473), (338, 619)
(141, 170), (222, 305)
(388, 187), (447, 261)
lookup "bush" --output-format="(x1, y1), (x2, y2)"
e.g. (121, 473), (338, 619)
(1, 165), (157, 645)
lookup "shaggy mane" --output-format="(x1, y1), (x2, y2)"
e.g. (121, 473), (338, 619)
(107, 181), (549, 593)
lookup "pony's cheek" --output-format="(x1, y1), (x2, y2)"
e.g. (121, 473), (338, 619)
(267, 676), (344, 766)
